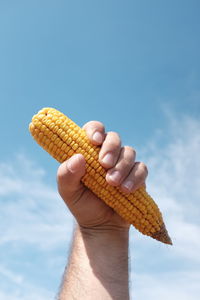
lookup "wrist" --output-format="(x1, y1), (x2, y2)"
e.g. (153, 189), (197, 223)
(76, 223), (129, 268)
(78, 223), (130, 242)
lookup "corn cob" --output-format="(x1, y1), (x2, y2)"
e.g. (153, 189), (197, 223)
(29, 107), (172, 245)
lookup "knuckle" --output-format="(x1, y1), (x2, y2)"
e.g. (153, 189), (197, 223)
(124, 146), (136, 158)
(94, 121), (105, 131)
(114, 152), (133, 172)
(108, 131), (120, 139)
(82, 121), (92, 130)
(82, 121), (105, 133)
(106, 131), (121, 147)
(122, 159), (132, 169)
(139, 162), (148, 176)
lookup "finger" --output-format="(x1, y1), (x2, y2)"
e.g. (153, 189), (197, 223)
(82, 121), (105, 145)
(57, 154), (86, 204)
(105, 146), (136, 186)
(99, 131), (121, 168)
(120, 162), (148, 193)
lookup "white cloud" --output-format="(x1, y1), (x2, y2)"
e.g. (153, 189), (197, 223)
(0, 154), (74, 298)
(131, 271), (200, 300)
(0, 265), (23, 285)
(0, 153), (74, 249)
(129, 112), (200, 299)
(0, 258), (54, 300)
(0, 284), (53, 300)
(145, 114), (200, 263)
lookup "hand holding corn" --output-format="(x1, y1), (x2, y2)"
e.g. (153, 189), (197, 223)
(56, 121), (145, 233)
(29, 107), (172, 245)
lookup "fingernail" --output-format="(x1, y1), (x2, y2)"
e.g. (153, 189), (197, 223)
(122, 180), (133, 191)
(102, 153), (114, 166)
(93, 131), (103, 144)
(107, 171), (121, 183)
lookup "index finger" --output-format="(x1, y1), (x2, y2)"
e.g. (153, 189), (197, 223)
(82, 121), (106, 145)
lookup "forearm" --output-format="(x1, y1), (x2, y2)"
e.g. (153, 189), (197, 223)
(58, 224), (130, 300)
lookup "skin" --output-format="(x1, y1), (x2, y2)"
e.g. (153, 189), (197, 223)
(57, 121), (148, 300)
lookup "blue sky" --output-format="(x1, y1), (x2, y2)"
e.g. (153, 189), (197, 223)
(0, 1), (200, 299)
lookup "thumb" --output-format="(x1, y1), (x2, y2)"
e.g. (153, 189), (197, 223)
(57, 154), (86, 205)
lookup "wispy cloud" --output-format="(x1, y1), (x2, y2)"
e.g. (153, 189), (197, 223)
(0, 154), (74, 249)
(131, 271), (200, 300)
(129, 112), (200, 299)
(147, 113), (200, 261)
(0, 265), (23, 285)
(0, 154), (74, 298)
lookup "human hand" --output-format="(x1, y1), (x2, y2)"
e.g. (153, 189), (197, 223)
(57, 121), (148, 231)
